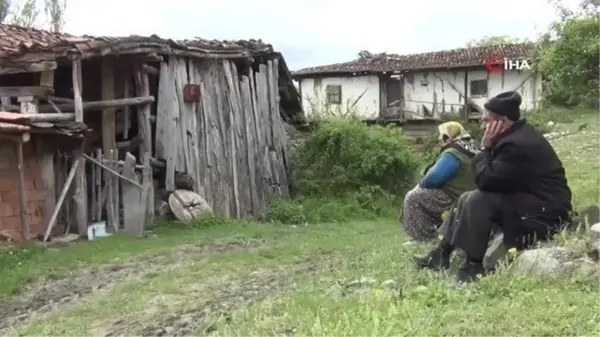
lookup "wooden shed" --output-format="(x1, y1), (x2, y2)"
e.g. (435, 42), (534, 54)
(0, 24), (303, 241)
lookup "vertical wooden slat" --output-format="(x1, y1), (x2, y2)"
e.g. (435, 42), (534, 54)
(135, 66), (154, 224)
(101, 57), (118, 230)
(71, 57), (88, 237)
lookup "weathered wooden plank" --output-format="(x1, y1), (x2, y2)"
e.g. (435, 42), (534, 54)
(198, 68), (215, 210)
(43, 159), (80, 241)
(269, 59), (290, 196)
(248, 67), (267, 218)
(121, 152), (145, 236)
(155, 61), (169, 159)
(160, 60), (178, 191)
(222, 61), (241, 217)
(101, 57), (119, 231)
(122, 75), (131, 139)
(170, 58), (186, 173)
(240, 75), (259, 217)
(135, 67), (154, 224)
(256, 64), (274, 201)
(71, 57), (88, 237)
(38, 96), (155, 113)
(189, 61), (205, 198)
(0, 86), (53, 98)
(213, 62), (233, 216)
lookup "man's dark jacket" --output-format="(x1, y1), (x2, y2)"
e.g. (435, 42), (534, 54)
(472, 119), (572, 247)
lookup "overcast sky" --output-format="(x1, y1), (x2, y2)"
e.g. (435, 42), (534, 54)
(53, 0), (582, 71)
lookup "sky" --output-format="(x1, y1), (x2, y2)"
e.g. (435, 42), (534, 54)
(28, 0), (583, 71)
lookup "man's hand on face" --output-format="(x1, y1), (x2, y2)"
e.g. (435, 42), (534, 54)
(481, 120), (505, 148)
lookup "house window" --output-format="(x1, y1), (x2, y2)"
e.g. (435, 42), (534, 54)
(326, 85), (342, 104)
(470, 79), (488, 96)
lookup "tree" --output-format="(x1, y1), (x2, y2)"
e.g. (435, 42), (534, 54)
(466, 35), (524, 47)
(537, 0), (599, 107)
(9, 0), (39, 27)
(0, 0), (10, 23)
(44, 0), (66, 32)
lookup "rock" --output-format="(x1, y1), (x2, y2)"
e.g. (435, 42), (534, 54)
(483, 233), (510, 270)
(560, 258), (599, 277)
(590, 223), (600, 240)
(546, 121), (555, 129)
(586, 239), (600, 261)
(513, 246), (572, 277)
(415, 285), (428, 293)
(380, 279), (398, 290)
(347, 277), (377, 288)
(569, 205), (600, 233)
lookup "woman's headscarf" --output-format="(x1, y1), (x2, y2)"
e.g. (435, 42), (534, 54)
(437, 121), (480, 157)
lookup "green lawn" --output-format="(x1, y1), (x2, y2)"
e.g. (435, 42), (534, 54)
(1, 112), (598, 336)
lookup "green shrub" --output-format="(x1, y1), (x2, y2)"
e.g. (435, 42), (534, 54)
(525, 105), (574, 133)
(266, 194), (395, 225)
(294, 118), (422, 198)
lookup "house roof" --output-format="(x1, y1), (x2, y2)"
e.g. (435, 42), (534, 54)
(292, 43), (538, 78)
(0, 24), (275, 59)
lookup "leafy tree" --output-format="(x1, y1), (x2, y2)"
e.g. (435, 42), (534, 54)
(0, 0), (10, 23)
(466, 35), (525, 47)
(10, 0), (39, 27)
(44, 0), (66, 32)
(538, 0), (599, 107)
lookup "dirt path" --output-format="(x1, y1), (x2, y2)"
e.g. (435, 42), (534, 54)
(0, 238), (266, 332)
(100, 252), (335, 337)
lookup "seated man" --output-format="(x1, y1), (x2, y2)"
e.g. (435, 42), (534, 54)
(413, 91), (572, 284)
(402, 121), (480, 242)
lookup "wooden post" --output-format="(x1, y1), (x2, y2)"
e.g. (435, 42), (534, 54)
(15, 141), (29, 241)
(38, 70), (57, 236)
(72, 58), (88, 237)
(102, 57), (119, 230)
(135, 66), (154, 224)
(43, 159), (80, 241)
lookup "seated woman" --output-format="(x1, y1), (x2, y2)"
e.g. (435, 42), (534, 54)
(402, 121), (480, 242)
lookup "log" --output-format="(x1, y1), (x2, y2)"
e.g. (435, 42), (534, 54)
(102, 58), (119, 231)
(0, 132), (30, 142)
(143, 64), (159, 75)
(121, 152), (145, 236)
(83, 153), (143, 188)
(43, 159), (80, 241)
(38, 96), (155, 113)
(0, 86), (53, 98)
(71, 57), (88, 237)
(135, 67), (154, 223)
(15, 142), (29, 241)
(29, 113), (74, 122)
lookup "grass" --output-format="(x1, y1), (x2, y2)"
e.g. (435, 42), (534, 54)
(2, 111), (599, 336)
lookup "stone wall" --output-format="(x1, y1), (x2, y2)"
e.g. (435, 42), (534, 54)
(0, 143), (49, 241)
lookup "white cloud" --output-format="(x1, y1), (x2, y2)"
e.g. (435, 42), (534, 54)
(32, 0), (580, 70)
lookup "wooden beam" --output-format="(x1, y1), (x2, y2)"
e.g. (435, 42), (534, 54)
(101, 57), (119, 231)
(135, 66), (154, 224)
(71, 57), (88, 237)
(83, 153), (143, 188)
(0, 61), (57, 75)
(0, 132), (30, 143)
(37, 70), (57, 242)
(15, 142), (29, 241)
(42, 159), (79, 241)
(0, 86), (54, 98)
(142, 64), (159, 75)
(38, 96), (155, 113)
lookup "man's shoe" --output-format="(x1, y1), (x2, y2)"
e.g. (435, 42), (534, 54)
(412, 248), (451, 271)
(455, 261), (488, 284)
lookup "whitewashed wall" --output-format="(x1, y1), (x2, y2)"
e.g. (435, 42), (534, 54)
(403, 69), (542, 119)
(299, 75), (380, 119)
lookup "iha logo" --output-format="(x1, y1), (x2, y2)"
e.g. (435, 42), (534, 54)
(484, 55), (531, 73)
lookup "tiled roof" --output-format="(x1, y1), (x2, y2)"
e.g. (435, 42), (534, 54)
(0, 24), (274, 58)
(292, 43), (538, 78)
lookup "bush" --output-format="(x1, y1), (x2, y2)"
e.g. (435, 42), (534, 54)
(294, 118), (422, 198)
(266, 195), (390, 225)
(265, 117), (421, 224)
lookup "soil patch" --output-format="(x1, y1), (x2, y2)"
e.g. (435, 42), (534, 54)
(103, 252), (336, 336)
(0, 239), (264, 332)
